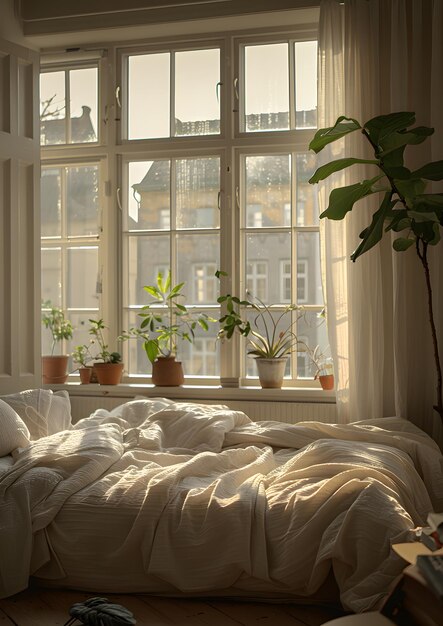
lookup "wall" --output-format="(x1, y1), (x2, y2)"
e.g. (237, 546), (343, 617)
(0, 0), (34, 48)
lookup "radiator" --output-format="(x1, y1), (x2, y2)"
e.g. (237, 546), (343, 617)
(69, 395), (337, 424)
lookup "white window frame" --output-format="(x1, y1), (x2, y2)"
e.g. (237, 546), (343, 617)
(40, 23), (325, 391)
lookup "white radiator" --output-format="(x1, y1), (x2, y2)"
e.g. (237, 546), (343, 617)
(69, 395), (337, 424)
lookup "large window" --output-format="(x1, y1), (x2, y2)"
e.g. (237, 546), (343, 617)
(40, 27), (325, 387)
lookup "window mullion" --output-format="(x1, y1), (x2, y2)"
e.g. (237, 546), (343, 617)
(170, 53), (176, 138)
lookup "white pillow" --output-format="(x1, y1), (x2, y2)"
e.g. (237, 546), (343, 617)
(0, 399), (30, 456)
(47, 390), (72, 435)
(0, 389), (72, 440)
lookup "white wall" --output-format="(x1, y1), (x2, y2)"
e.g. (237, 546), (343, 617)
(0, 0), (35, 48)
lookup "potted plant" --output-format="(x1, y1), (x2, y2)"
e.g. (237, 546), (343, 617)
(216, 271), (305, 388)
(306, 344), (334, 390)
(88, 318), (124, 385)
(309, 111), (443, 423)
(71, 344), (95, 384)
(122, 271), (215, 386)
(41, 300), (74, 384)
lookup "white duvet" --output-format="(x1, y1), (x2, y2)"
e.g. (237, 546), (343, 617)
(1, 398), (442, 612)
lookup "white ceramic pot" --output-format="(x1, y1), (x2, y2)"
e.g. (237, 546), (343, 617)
(255, 357), (287, 389)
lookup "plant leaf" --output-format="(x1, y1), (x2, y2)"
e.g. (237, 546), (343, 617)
(309, 158), (379, 184)
(364, 111), (416, 144)
(379, 126), (434, 155)
(309, 116), (361, 153)
(320, 175), (384, 220)
(350, 192), (396, 262)
(393, 237), (415, 251)
(412, 160), (443, 181)
(145, 339), (159, 363)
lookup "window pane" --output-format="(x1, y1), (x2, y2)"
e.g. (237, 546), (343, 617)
(69, 67), (98, 143)
(176, 234), (219, 304)
(178, 315), (219, 376)
(176, 157), (220, 229)
(41, 168), (61, 237)
(245, 233), (291, 304)
(41, 248), (61, 305)
(67, 246), (99, 308)
(294, 41), (317, 129)
(67, 166), (99, 237)
(40, 71), (66, 145)
(244, 43), (289, 132)
(128, 235), (170, 305)
(129, 160), (170, 231)
(128, 53), (170, 139)
(125, 310), (153, 376)
(245, 155), (291, 227)
(175, 49), (220, 136)
(297, 232), (323, 305)
(296, 153), (319, 226)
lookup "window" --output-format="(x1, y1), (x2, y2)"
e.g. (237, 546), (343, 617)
(41, 164), (101, 358)
(40, 26), (324, 387)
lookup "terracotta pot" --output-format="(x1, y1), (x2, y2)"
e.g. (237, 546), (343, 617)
(42, 355), (69, 384)
(152, 356), (184, 387)
(94, 362), (124, 385)
(79, 366), (93, 384)
(255, 357), (287, 389)
(319, 374), (334, 390)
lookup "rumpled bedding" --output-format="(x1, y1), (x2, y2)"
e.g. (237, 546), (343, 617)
(1, 397), (442, 612)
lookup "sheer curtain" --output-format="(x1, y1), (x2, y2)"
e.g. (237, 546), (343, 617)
(318, 0), (443, 447)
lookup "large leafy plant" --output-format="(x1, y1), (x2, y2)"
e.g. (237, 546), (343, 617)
(309, 111), (443, 423)
(216, 271), (304, 359)
(122, 271), (215, 363)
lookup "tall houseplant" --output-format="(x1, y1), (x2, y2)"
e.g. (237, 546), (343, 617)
(122, 271), (215, 386)
(216, 271), (305, 388)
(41, 300), (74, 384)
(309, 111), (443, 423)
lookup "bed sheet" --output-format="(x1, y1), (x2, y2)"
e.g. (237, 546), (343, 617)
(1, 397), (442, 612)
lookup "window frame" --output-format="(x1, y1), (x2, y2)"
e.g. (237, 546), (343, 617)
(40, 23), (325, 391)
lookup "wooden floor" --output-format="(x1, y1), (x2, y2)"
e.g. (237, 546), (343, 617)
(0, 587), (347, 626)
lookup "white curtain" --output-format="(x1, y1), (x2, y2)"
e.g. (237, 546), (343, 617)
(318, 0), (443, 447)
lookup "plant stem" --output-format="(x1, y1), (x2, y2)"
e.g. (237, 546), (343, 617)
(416, 238), (443, 422)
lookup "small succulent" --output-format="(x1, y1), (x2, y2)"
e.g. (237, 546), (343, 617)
(64, 597), (136, 626)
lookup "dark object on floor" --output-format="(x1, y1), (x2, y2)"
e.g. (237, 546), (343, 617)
(64, 596), (136, 625)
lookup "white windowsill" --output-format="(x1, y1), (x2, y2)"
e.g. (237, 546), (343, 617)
(44, 382), (336, 404)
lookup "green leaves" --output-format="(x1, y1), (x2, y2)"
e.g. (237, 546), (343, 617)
(123, 270), (216, 362)
(350, 192), (396, 262)
(309, 158), (379, 184)
(364, 112), (416, 144)
(309, 116), (361, 153)
(412, 160), (443, 181)
(320, 175), (384, 220)
(309, 110), (442, 259)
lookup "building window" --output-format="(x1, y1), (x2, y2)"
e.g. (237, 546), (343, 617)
(40, 25), (324, 386)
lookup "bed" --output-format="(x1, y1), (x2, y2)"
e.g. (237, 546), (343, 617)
(0, 389), (442, 613)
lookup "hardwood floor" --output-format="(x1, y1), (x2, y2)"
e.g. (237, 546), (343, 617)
(0, 587), (347, 626)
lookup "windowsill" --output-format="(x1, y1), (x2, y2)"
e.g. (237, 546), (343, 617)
(44, 382), (336, 404)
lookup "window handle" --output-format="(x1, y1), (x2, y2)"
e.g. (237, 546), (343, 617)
(233, 77), (239, 100)
(115, 85), (121, 108)
(116, 187), (123, 211)
(216, 81), (222, 103)
(233, 78), (239, 113)
(217, 191), (221, 210)
(235, 186), (240, 209)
